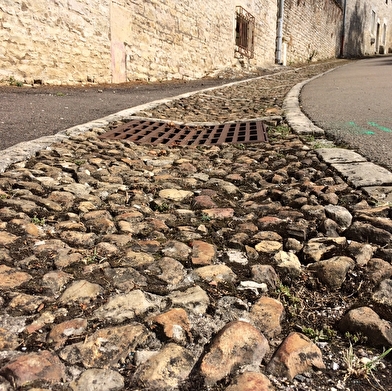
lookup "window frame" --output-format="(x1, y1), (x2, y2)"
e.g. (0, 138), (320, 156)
(235, 6), (255, 59)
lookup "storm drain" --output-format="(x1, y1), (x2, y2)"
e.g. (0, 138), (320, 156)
(99, 119), (268, 146)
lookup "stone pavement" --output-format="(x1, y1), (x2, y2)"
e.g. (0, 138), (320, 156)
(1, 63), (392, 391)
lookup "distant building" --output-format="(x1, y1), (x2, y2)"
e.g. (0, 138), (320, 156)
(1, 1), (388, 85)
(339, 0), (392, 56)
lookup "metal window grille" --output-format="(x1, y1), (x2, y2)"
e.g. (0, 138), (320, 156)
(235, 6), (255, 58)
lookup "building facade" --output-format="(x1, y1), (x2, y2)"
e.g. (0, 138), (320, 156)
(340, 0), (392, 57)
(1, 1), (382, 86)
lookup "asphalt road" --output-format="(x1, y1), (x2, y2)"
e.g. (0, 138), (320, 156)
(300, 55), (392, 171)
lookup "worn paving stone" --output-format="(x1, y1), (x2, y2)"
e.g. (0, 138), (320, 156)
(200, 320), (269, 385)
(266, 332), (325, 380)
(339, 306), (392, 348)
(0, 350), (66, 388)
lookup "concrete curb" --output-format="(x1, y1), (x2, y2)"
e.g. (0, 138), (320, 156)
(284, 65), (392, 203)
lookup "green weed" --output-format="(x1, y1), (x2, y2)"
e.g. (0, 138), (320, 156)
(31, 216), (46, 226)
(201, 213), (212, 222)
(301, 325), (336, 342)
(344, 344), (392, 383)
(82, 248), (106, 265)
(272, 125), (291, 137)
(8, 76), (23, 87)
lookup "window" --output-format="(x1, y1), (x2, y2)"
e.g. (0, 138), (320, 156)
(235, 6), (255, 58)
(383, 24), (387, 45)
(371, 10), (376, 33)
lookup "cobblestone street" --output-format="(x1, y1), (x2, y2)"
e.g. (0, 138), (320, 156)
(1, 60), (392, 391)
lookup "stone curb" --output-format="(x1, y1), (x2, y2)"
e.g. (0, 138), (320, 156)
(283, 67), (392, 203)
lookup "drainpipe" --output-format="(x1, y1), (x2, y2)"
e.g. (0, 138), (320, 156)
(276, 0), (285, 64)
(340, 0), (347, 57)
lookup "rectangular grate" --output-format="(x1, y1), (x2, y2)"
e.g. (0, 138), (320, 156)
(99, 119), (268, 146)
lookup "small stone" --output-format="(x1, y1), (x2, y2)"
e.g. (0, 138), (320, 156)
(251, 265), (280, 289)
(347, 241), (374, 266)
(0, 265), (32, 289)
(159, 189), (193, 201)
(147, 257), (186, 286)
(345, 221), (391, 246)
(302, 237), (347, 263)
(200, 321), (269, 385)
(93, 290), (161, 323)
(319, 218), (340, 237)
(226, 372), (275, 391)
(253, 231), (282, 242)
(193, 264), (237, 284)
(237, 281), (268, 295)
(59, 231), (97, 248)
(367, 258), (392, 285)
(273, 251), (302, 278)
(324, 204), (352, 231)
(224, 249), (248, 265)
(76, 323), (150, 368)
(192, 240), (216, 265)
(0, 327), (20, 350)
(151, 308), (191, 344)
(162, 240), (191, 262)
(59, 280), (103, 304)
(285, 238), (303, 253)
(192, 195), (218, 209)
(168, 286), (210, 315)
(249, 297), (285, 338)
(255, 241), (283, 253)
(133, 343), (195, 390)
(47, 318), (88, 349)
(201, 208), (235, 220)
(82, 210), (116, 234)
(7, 293), (47, 314)
(25, 311), (56, 334)
(372, 279), (392, 321)
(266, 332), (325, 380)
(103, 267), (146, 292)
(339, 307), (392, 348)
(122, 249), (155, 268)
(308, 256), (355, 290)
(0, 350), (66, 387)
(70, 369), (124, 391)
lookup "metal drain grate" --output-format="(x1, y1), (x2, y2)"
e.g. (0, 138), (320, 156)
(99, 119), (268, 146)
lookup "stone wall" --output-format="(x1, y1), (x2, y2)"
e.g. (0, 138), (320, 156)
(282, 0), (343, 65)
(0, 0), (111, 84)
(110, 0), (278, 83)
(0, 0), (347, 85)
(0, 0), (278, 84)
